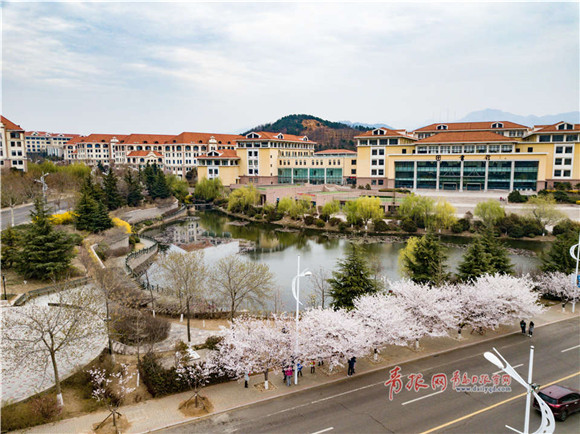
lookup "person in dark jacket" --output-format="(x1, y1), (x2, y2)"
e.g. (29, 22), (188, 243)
(520, 319), (526, 334)
(347, 357), (357, 376)
(528, 321), (535, 337)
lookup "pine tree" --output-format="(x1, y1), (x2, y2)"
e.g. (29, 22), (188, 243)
(154, 171), (172, 199)
(1, 226), (21, 268)
(75, 191), (113, 233)
(15, 198), (75, 280)
(542, 229), (578, 274)
(480, 229), (513, 275)
(103, 169), (123, 210)
(328, 243), (380, 310)
(457, 237), (493, 281)
(125, 170), (143, 207)
(143, 163), (157, 197)
(401, 232), (449, 285)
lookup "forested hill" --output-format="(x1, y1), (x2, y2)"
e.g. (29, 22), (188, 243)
(243, 114), (380, 151)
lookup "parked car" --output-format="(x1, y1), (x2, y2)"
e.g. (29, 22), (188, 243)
(533, 385), (580, 421)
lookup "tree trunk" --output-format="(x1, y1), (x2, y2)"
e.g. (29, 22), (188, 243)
(10, 205), (15, 227)
(186, 297), (191, 342)
(49, 350), (64, 407)
(230, 298), (236, 321)
(264, 369), (269, 390)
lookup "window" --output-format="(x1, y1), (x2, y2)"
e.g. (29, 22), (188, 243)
(372, 160), (378, 166)
(566, 134), (578, 142)
(539, 135), (550, 142)
(564, 158), (572, 165)
(463, 145), (474, 154)
(388, 138), (399, 145)
(527, 147), (533, 153)
(378, 169), (384, 176)
(555, 158), (562, 165)
(565, 146), (573, 153)
(564, 170), (571, 177)
(428, 146), (438, 154)
(558, 123), (573, 130)
(491, 122), (503, 129)
(476, 145), (486, 153)
(379, 139), (387, 145)
(378, 149), (385, 155)
(417, 146), (427, 154)
(501, 145), (513, 153)
(351, 169), (356, 175)
(488, 145), (500, 153)
(378, 159), (384, 165)
(554, 170), (561, 176)
(351, 159), (356, 164)
(452, 146), (462, 154)
(371, 180), (377, 185)
(378, 180), (384, 185)
(372, 149), (378, 156)
(552, 135), (564, 142)
(436, 125), (448, 130)
(371, 169), (377, 176)
(402, 149), (407, 154)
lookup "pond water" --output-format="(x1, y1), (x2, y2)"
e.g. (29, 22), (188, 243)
(145, 210), (546, 312)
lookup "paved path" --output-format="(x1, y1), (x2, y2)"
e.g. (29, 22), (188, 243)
(18, 303), (579, 433)
(1, 197), (75, 229)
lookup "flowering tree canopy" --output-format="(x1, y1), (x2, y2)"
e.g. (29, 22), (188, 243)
(534, 272), (578, 304)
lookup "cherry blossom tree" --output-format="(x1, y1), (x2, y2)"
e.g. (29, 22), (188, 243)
(175, 351), (219, 408)
(353, 294), (417, 359)
(88, 363), (135, 432)
(298, 308), (370, 371)
(534, 272), (577, 311)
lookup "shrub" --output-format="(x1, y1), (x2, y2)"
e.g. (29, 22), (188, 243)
(553, 190), (572, 203)
(315, 218), (326, 228)
(451, 221), (465, 233)
(373, 219), (389, 232)
(552, 219), (580, 236)
(111, 308), (171, 346)
(204, 335), (223, 350)
(338, 221), (348, 231)
(400, 218), (417, 233)
(29, 395), (60, 421)
(328, 217), (341, 227)
(69, 233), (84, 245)
(507, 191), (527, 203)
(554, 182), (572, 191)
(507, 225), (525, 238)
(129, 234), (140, 246)
(0, 402), (44, 432)
(112, 217), (132, 234)
(304, 215), (315, 225)
(365, 184), (371, 190)
(94, 243), (109, 261)
(387, 221), (400, 231)
(49, 211), (76, 225)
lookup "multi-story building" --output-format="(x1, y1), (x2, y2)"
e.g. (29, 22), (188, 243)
(1, 116), (27, 171)
(277, 148), (357, 185)
(25, 131), (80, 157)
(72, 134), (128, 166)
(197, 149), (241, 186)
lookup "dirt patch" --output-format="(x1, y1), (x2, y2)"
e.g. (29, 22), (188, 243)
(92, 414), (131, 434)
(178, 395), (213, 417)
(253, 381), (278, 392)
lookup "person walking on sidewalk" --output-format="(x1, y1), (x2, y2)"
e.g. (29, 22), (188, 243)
(528, 321), (535, 337)
(284, 366), (293, 386)
(520, 319), (526, 334)
(244, 372), (249, 388)
(347, 357), (356, 376)
(310, 359), (316, 374)
(297, 361), (303, 377)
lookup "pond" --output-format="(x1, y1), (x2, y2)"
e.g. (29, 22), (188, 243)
(144, 210), (547, 312)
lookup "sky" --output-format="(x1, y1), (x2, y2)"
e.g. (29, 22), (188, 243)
(2, 1), (579, 135)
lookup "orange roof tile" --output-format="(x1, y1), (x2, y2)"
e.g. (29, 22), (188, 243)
(80, 134), (129, 143)
(127, 151), (163, 157)
(123, 134), (176, 144)
(314, 149), (357, 154)
(173, 132), (244, 145)
(415, 131), (518, 144)
(354, 128), (413, 139)
(1, 116), (24, 131)
(414, 121), (529, 132)
(240, 131), (316, 144)
(201, 149), (240, 159)
(533, 122), (580, 133)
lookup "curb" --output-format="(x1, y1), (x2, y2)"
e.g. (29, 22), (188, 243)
(141, 313), (580, 433)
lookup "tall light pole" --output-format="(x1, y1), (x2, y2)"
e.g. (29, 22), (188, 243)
(291, 255), (311, 385)
(569, 233), (580, 313)
(484, 346), (555, 434)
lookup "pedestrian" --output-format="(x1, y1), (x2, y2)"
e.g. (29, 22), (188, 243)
(297, 361), (303, 377)
(310, 359), (316, 374)
(318, 357), (324, 367)
(520, 319), (526, 334)
(347, 357), (357, 376)
(244, 372), (249, 388)
(528, 321), (535, 337)
(282, 366), (287, 383)
(285, 366), (293, 386)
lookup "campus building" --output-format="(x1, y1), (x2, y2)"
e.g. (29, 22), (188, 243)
(1, 116), (27, 171)
(25, 131), (80, 157)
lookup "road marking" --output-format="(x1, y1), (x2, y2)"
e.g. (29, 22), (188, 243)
(310, 382), (381, 404)
(492, 363), (523, 376)
(420, 371), (580, 434)
(401, 390), (444, 406)
(311, 427), (334, 434)
(561, 344), (580, 353)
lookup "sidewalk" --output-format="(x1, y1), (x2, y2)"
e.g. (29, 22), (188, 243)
(19, 303), (580, 434)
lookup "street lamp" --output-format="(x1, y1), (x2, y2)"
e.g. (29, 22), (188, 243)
(483, 346), (555, 434)
(569, 234), (580, 313)
(291, 255), (311, 385)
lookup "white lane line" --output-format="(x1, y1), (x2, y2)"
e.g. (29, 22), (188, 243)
(493, 363), (523, 376)
(561, 344), (580, 353)
(401, 390), (444, 406)
(310, 382), (382, 404)
(311, 427), (334, 434)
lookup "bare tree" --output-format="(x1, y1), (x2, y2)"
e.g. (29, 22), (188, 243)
(159, 251), (208, 342)
(211, 254), (275, 320)
(1, 284), (105, 408)
(310, 267), (330, 309)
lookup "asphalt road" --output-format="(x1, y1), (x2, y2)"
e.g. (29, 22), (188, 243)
(1, 197), (75, 229)
(161, 318), (580, 434)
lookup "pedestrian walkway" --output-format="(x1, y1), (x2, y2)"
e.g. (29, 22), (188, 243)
(18, 304), (580, 434)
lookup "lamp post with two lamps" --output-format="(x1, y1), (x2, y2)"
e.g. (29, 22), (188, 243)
(291, 255), (311, 385)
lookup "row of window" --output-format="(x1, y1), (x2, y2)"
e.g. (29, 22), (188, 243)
(554, 170), (572, 177)
(238, 142), (313, 149)
(538, 134), (578, 143)
(417, 144), (514, 154)
(555, 146), (574, 154)
(358, 138), (400, 146)
(554, 158), (573, 166)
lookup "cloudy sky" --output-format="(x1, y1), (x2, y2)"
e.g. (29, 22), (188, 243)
(2, 1), (578, 134)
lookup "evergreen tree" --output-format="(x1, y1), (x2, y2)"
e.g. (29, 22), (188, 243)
(457, 237), (493, 281)
(103, 169), (123, 210)
(480, 229), (513, 275)
(153, 171), (172, 199)
(143, 163), (157, 196)
(97, 161), (106, 173)
(542, 229), (578, 274)
(400, 232), (449, 285)
(125, 170), (143, 207)
(1, 226), (21, 268)
(15, 198), (75, 280)
(328, 243), (380, 310)
(75, 190), (113, 233)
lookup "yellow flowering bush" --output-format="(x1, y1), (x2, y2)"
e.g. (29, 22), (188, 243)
(49, 211), (77, 225)
(112, 217), (132, 234)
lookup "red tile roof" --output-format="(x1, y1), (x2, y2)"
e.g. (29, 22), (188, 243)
(80, 134), (129, 143)
(314, 149), (357, 154)
(241, 131), (316, 144)
(354, 128), (413, 139)
(26, 131), (81, 138)
(415, 131), (518, 144)
(127, 151), (163, 157)
(173, 132), (244, 144)
(201, 149), (240, 159)
(414, 121), (529, 132)
(1, 116), (24, 131)
(123, 134), (176, 144)
(533, 122), (580, 133)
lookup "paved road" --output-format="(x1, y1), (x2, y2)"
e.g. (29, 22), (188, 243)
(1, 197), (75, 229)
(161, 318), (580, 433)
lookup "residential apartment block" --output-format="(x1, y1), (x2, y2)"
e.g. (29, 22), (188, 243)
(1, 116), (27, 171)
